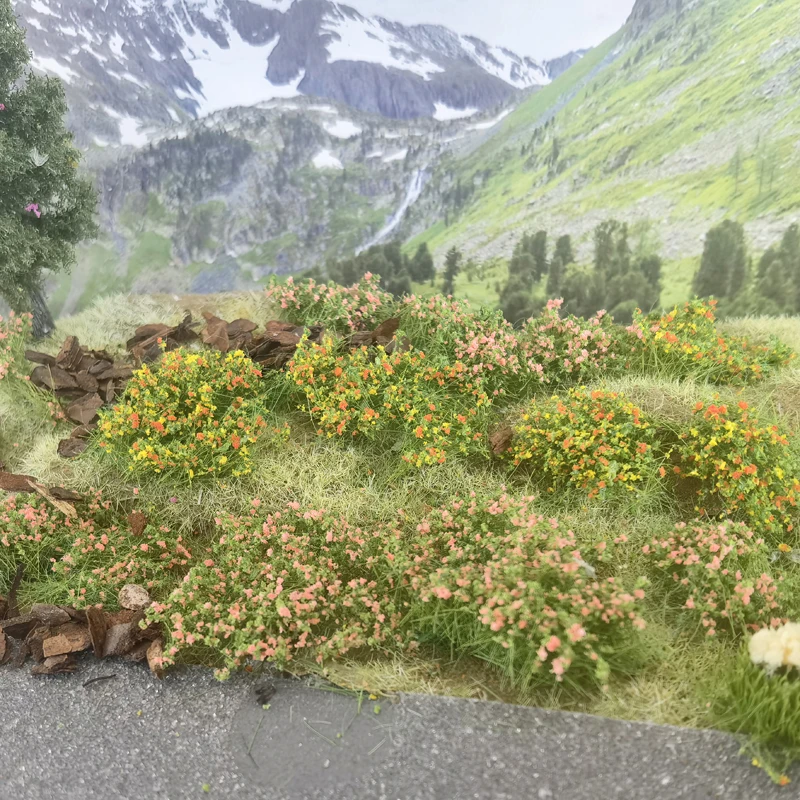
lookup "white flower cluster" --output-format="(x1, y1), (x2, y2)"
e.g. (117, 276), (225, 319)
(749, 623), (800, 674)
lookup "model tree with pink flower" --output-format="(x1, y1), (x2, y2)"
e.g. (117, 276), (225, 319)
(0, 0), (96, 337)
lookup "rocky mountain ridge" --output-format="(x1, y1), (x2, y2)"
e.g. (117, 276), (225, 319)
(13, 0), (580, 147)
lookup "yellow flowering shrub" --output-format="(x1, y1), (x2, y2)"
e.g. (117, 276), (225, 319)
(628, 300), (794, 384)
(676, 401), (800, 537)
(507, 388), (662, 500)
(288, 336), (491, 466)
(98, 349), (282, 480)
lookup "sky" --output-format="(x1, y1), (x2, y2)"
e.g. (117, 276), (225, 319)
(345, 0), (636, 60)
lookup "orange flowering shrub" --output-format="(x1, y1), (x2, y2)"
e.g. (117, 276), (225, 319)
(644, 520), (785, 635)
(507, 389), (662, 500)
(288, 336), (492, 466)
(677, 401), (800, 536)
(98, 349), (285, 481)
(628, 300), (794, 384)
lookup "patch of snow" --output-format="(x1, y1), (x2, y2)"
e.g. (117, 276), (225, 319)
(93, 136), (110, 147)
(167, 107), (181, 122)
(27, 17), (44, 30)
(31, 56), (78, 83)
(460, 38), (548, 89)
(324, 119), (362, 138)
(468, 108), (512, 131)
(433, 103), (479, 121)
(59, 25), (78, 36)
(121, 72), (148, 88)
(383, 132), (402, 139)
(86, 47), (108, 64)
(323, 9), (444, 81)
(441, 134), (466, 144)
(312, 149), (344, 170)
(109, 32), (126, 59)
(30, 0), (54, 16)
(180, 26), (303, 116)
(117, 116), (149, 147)
(148, 41), (165, 62)
(174, 87), (194, 101)
(382, 149), (408, 163)
(243, 0), (295, 8)
(308, 104), (337, 114)
(366, 150), (384, 159)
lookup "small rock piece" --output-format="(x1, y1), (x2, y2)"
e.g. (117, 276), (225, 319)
(127, 510), (148, 536)
(30, 604), (72, 626)
(86, 607), (107, 658)
(0, 613), (37, 639)
(146, 639), (165, 679)
(42, 623), (91, 657)
(119, 584), (151, 611)
(32, 654), (77, 675)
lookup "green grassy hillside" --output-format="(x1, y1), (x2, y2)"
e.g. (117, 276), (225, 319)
(408, 0), (800, 306)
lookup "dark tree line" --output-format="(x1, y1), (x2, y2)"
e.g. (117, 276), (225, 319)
(498, 220), (662, 325)
(694, 220), (800, 317)
(304, 241), (435, 299)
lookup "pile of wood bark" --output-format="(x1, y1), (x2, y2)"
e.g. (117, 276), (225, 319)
(0, 584), (164, 679)
(25, 336), (135, 458)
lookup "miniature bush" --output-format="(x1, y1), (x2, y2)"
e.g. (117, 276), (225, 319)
(391, 492), (647, 686)
(507, 388), (663, 501)
(266, 272), (395, 332)
(628, 300), (794, 384)
(288, 336), (492, 466)
(98, 349), (284, 481)
(644, 520), (784, 635)
(676, 401), (800, 536)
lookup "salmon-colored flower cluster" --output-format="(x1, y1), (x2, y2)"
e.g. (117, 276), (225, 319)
(98, 349), (285, 481)
(288, 335), (491, 466)
(147, 505), (407, 677)
(676, 401), (800, 536)
(628, 300), (794, 384)
(507, 388), (662, 501)
(645, 520), (785, 635)
(519, 299), (625, 386)
(1, 491), (193, 607)
(266, 273), (394, 332)
(390, 493), (647, 685)
(147, 492), (646, 685)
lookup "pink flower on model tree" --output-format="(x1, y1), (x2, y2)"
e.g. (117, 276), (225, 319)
(0, 104), (5, 111)
(25, 203), (41, 218)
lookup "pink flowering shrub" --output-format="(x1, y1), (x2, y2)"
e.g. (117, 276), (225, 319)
(266, 273), (396, 332)
(0, 311), (32, 382)
(1, 492), (193, 607)
(390, 493), (648, 686)
(518, 299), (626, 386)
(400, 295), (528, 398)
(644, 520), (785, 636)
(147, 504), (407, 678)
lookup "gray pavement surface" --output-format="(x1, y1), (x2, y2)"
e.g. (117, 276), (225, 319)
(0, 656), (788, 800)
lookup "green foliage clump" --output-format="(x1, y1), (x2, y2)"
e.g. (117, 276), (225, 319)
(391, 493), (647, 687)
(0, 492), (193, 607)
(507, 388), (662, 501)
(266, 272), (396, 332)
(148, 505), (405, 678)
(98, 348), (282, 481)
